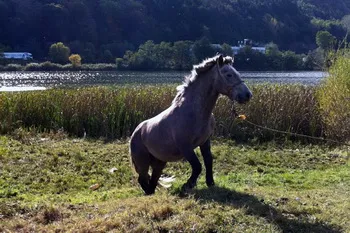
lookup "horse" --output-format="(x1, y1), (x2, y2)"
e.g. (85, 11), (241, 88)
(130, 54), (252, 195)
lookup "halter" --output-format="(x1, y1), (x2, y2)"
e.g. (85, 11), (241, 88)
(229, 79), (244, 88)
(216, 63), (244, 89)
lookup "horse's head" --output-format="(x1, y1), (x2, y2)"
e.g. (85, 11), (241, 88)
(215, 55), (252, 104)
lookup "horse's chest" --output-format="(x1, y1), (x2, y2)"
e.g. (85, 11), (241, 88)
(192, 124), (212, 146)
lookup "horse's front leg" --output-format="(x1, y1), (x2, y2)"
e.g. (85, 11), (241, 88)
(200, 139), (215, 187)
(180, 147), (202, 192)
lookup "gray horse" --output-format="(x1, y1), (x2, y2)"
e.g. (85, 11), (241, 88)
(130, 55), (252, 195)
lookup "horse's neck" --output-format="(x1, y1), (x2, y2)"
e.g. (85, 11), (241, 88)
(179, 73), (219, 120)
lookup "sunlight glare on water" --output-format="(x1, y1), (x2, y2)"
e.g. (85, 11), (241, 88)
(0, 71), (327, 91)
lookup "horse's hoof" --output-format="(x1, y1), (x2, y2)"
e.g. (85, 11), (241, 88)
(179, 182), (194, 196)
(206, 181), (215, 187)
(141, 186), (154, 195)
(144, 189), (155, 195)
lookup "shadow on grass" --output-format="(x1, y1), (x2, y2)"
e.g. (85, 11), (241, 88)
(188, 186), (342, 233)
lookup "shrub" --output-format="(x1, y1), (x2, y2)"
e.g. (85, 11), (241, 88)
(317, 54), (350, 140)
(3, 64), (23, 71)
(40, 61), (63, 71)
(24, 63), (43, 71)
(69, 54), (82, 67)
(80, 63), (117, 71)
(49, 42), (71, 64)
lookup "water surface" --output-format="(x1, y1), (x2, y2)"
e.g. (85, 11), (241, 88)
(0, 71), (327, 91)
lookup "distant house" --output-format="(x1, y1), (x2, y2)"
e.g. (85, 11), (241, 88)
(232, 39), (266, 55)
(213, 39), (266, 55)
(3, 52), (33, 60)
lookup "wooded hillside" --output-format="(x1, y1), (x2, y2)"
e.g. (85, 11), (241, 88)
(0, 0), (348, 61)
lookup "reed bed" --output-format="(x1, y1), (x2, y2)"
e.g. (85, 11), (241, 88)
(214, 84), (323, 142)
(1, 83), (343, 142)
(0, 86), (174, 139)
(317, 56), (350, 140)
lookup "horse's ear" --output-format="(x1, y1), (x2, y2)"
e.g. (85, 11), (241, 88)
(217, 54), (224, 67)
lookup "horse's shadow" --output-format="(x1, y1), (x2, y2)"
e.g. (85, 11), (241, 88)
(184, 186), (341, 233)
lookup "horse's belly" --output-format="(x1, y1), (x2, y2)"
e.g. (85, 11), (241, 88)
(146, 143), (183, 162)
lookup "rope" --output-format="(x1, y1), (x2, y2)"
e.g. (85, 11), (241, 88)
(237, 115), (350, 147)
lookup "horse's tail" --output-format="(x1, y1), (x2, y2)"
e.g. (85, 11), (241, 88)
(129, 132), (140, 177)
(129, 123), (149, 176)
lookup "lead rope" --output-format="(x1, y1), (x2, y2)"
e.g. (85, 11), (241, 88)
(236, 114), (350, 147)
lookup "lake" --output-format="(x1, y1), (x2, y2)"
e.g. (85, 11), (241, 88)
(0, 71), (327, 91)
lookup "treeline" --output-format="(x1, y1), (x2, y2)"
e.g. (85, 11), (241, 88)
(0, 37), (327, 71)
(0, 0), (349, 63)
(116, 39), (314, 71)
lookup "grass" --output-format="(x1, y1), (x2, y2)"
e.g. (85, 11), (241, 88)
(0, 132), (349, 232)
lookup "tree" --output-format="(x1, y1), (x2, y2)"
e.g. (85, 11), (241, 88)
(281, 51), (303, 70)
(49, 42), (71, 64)
(341, 15), (350, 33)
(221, 43), (233, 57)
(0, 45), (3, 59)
(102, 49), (114, 63)
(316, 31), (336, 50)
(192, 37), (215, 62)
(173, 41), (193, 70)
(265, 42), (281, 57)
(155, 42), (173, 69)
(69, 54), (82, 67)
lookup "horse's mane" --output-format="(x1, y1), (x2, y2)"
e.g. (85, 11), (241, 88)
(173, 55), (234, 104)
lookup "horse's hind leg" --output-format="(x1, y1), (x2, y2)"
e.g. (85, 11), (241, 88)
(138, 171), (151, 195)
(130, 128), (153, 195)
(131, 152), (152, 194)
(149, 157), (166, 194)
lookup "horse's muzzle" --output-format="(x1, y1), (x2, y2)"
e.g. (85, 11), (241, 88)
(236, 91), (252, 104)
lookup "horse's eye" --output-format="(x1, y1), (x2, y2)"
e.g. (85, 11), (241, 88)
(226, 74), (233, 78)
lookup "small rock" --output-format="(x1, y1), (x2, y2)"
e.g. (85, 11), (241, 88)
(109, 167), (118, 173)
(329, 153), (340, 158)
(89, 183), (100, 191)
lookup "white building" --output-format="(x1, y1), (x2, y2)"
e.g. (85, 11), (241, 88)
(213, 39), (266, 55)
(232, 39), (266, 55)
(2, 52), (33, 60)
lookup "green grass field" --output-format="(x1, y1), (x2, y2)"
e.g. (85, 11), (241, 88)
(1, 132), (349, 232)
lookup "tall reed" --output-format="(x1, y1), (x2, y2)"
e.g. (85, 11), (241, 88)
(317, 55), (350, 140)
(0, 87), (174, 139)
(214, 84), (323, 142)
(0, 84), (334, 142)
